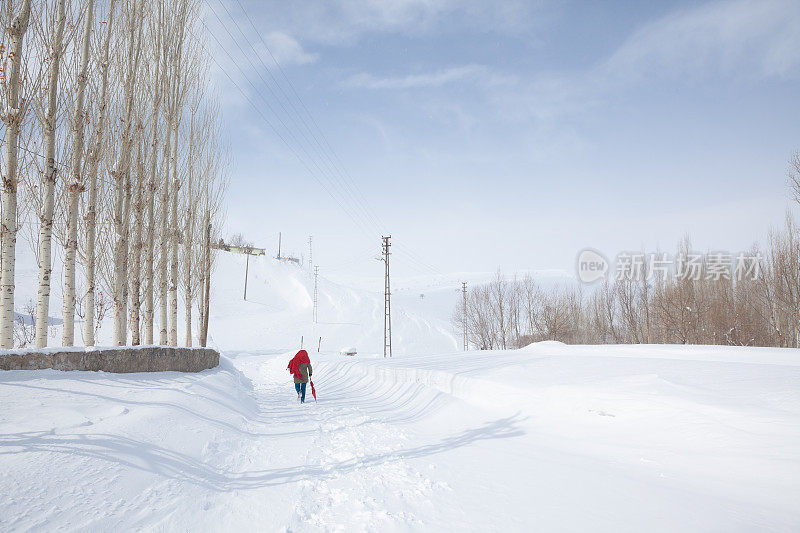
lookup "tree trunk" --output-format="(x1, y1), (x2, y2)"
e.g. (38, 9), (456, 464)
(168, 124), (179, 346)
(158, 120), (171, 345)
(183, 112), (196, 346)
(84, 0), (116, 346)
(121, 165), (133, 342)
(144, 134), (157, 344)
(130, 136), (144, 345)
(183, 194), (193, 347)
(112, 165), (127, 345)
(0, 0), (33, 349)
(144, 3), (164, 345)
(34, 0), (67, 348)
(63, 0), (95, 347)
(112, 0), (144, 345)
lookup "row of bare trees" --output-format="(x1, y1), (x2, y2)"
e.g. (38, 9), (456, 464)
(0, 0), (228, 348)
(455, 215), (800, 350)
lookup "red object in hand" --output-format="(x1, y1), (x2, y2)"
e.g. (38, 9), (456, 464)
(310, 380), (317, 402)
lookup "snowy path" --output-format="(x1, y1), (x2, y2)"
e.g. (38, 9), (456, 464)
(2, 346), (800, 531)
(1, 351), (467, 530)
(213, 352), (454, 530)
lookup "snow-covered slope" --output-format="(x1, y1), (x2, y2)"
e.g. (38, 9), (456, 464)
(207, 253), (458, 355)
(5, 244), (459, 353)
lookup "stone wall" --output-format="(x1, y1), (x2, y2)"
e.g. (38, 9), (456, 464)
(0, 346), (220, 373)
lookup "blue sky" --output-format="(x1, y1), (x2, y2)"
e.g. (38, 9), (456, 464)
(204, 0), (800, 282)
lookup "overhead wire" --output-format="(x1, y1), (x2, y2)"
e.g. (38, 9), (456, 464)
(199, 17), (385, 248)
(198, 19), (379, 243)
(203, 1), (444, 276)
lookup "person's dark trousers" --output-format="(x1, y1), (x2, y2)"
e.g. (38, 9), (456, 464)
(294, 382), (307, 403)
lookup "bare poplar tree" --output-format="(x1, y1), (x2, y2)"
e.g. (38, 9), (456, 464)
(788, 152), (800, 207)
(0, 0), (223, 349)
(62, 0), (95, 346)
(163, 0), (194, 346)
(182, 97), (199, 346)
(32, 0), (69, 347)
(129, 118), (144, 344)
(0, 0), (33, 349)
(158, 0), (190, 344)
(142, 0), (164, 344)
(111, 0), (144, 345)
(197, 111), (228, 348)
(83, 0), (116, 345)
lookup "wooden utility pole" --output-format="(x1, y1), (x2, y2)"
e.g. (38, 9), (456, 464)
(462, 281), (468, 351)
(382, 236), (392, 357)
(243, 252), (250, 300)
(313, 265), (319, 323)
(200, 222), (211, 347)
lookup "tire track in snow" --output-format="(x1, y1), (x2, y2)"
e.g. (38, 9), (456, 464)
(242, 354), (444, 531)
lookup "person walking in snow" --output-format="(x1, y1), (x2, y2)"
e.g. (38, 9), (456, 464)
(287, 349), (313, 403)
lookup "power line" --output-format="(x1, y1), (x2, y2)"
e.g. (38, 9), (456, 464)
(205, 3), (445, 277)
(203, 1), (383, 237)
(199, 17), (381, 243)
(227, 0), (386, 233)
(198, 24), (379, 242)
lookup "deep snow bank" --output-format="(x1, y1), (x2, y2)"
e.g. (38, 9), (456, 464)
(0, 356), (259, 530)
(311, 343), (800, 529)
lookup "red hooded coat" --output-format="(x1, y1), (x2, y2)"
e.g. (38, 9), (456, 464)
(287, 350), (311, 381)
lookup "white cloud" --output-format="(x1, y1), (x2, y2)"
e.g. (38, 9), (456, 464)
(203, 5), (318, 113)
(257, 32), (318, 66)
(486, 0), (800, 125)
(343, 65), (508, 90)
(601, 0), (800, 80)
(243, 0), (546, 46)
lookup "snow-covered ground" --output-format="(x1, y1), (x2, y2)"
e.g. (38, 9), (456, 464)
(1, 252), (799, 531)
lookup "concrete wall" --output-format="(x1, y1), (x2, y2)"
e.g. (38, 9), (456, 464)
(0, 346), (220, 373)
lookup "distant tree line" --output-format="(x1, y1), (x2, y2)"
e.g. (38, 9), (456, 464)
(455, 158), (800, 349)
(1, 0), (228, 348)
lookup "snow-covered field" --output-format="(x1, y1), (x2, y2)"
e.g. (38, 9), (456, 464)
(1, 254), (799, 531)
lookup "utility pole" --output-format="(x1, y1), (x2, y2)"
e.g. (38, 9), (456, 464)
(382, 236), (392, 357)
(243, 251), (250, 300)
(277, 232), (282, 259)
(201, 222), (212, 347)
(313, 265), (319, 323)
(462, 281), (468, 351)
(308, 235), (313, 269)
